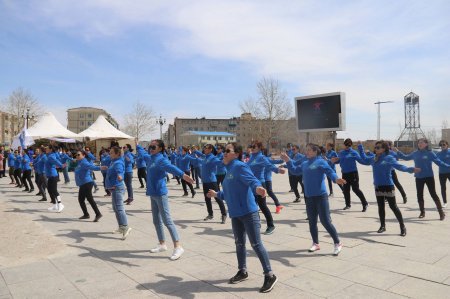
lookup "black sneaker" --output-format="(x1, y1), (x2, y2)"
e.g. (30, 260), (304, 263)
(204, 215), (213, 221)
(293, 197), (300, 203)
(229, 270), (248, 284)
(343, 206), (351, 210)
(221, 215), (227, 224)
(260, 274), (278, 293)
(264, 226), (275, 235)
(192, 191), (196, 198)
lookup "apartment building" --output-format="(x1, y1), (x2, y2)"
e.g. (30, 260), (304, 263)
(67, 107), (119, 133)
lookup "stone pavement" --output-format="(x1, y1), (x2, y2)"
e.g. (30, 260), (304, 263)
(1, 161), (450, 298)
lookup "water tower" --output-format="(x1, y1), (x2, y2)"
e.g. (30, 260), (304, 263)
(396, 92), (425, 146)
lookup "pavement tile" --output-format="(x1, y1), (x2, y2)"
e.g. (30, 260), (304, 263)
(388, 277), (450, 299)
(7, 275), (79, 299)
(1, 260), (60, 285)
(333, 283), (407, 299)
(339, 265), (407, 290)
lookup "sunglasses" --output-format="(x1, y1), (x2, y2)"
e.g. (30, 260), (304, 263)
(149, 145), (157, 150)
(374, 146), (382, 150)
(439, 143), (447, 146)
(225, 149), (234, 153)
(76, 153), (82, 156)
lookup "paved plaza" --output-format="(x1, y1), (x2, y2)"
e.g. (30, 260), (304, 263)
(1, 161), (450, 298)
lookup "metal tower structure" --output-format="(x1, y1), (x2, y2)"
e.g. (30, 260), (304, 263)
(397, 92), (425, 142)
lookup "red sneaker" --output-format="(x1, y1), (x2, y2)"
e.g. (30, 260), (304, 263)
(275, 206), (284, 214)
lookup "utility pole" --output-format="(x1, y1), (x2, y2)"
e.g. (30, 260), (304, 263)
(374, 101), (394, 140)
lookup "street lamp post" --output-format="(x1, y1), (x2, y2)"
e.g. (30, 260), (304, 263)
(22, 108), (35, 129)
(374, 101), (394, 140)
(156, 114), (166, 140)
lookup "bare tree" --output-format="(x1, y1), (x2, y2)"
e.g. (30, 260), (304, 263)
(1, 87), (43, 132)
(238, 77), (293, 149)
(123, 101), (156, 142)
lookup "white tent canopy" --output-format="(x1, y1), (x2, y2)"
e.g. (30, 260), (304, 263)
(26, 112), (82, 140)
(78, 114), (133, 140)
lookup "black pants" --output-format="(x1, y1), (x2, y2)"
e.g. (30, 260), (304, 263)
(256, 182), (274, 228)
(78, 182), (101, 216)
(202, 182), (226, 216)
(193, 167), (200, 188)
(391, 170), (407, 200)
(181, 170), (195, 194)
(101, 172), (110, 195)
(342, 171), (368, 207)
(265, 180), (280, 206)
(216, 174), (225, 191)
(416, 177), (443, 212)
(9, 166), (15, 182)
(21, 169), (34, 190)
(289, 175), (303, 198)
(14, 168), (22, 186)
(137, 167), (147, 187)
(439, 173), (450, 204)
(36, 173), (48, 199)
(375, 185), (404, 227)
(47, 176), (60, 203)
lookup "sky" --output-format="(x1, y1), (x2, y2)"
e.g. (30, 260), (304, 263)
(1, 0), (449, 141)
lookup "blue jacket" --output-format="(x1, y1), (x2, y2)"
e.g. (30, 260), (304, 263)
(286, 153), (305, 175)
(137, 146), (184, 196)
(59, 153), (72, 164)
(100, 154), (111, 174)
(216, 159), (261, 218)
(123, 151), (134, 173)
(21, 154), (32, 171)
(85, 152), (96, 163)
(247, 152), (279, 183)
(44, 152), (63, 177)
(177, 153), (193, 172)
(7, 154), (15, 167)
(34, 154), (47, 175)
(105, 157), (125, 188)
(336, 148), (364, 173)
(397, 149), (450, 178)
(75, 158), (101, 186)
(437, 149), (450, 174)
(216, 152), (227, 175)
(287, 156), (338, 197)
(265, 158), (283, 181)
(358, 145), (414, 186)
(14, 154), (22, 169)
(136, 152), (147, 169)
(195, 151), (223, 183)
(326, 150), (338, 171)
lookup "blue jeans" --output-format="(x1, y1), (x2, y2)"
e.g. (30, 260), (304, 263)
(305, 194), (340, 244)
(111, 183), (128, 226)
(151, 194), (179, 243)
(62, 166), (70, 183)
(231, 211), (272, 274)
(124, 172), (133, 200)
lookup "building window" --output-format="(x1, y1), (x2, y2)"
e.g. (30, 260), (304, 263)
(80, 121), (84, 126)
(218, 137), (222, 140)
(87, 113), (92, 119)
(87, 121), (92, 126)
(207, 137), (211, 140)
(80, 114), (84, 118)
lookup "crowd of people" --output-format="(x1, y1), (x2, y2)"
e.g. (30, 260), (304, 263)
(0, 136), (449, 293)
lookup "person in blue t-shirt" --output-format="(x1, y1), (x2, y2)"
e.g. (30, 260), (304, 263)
(331, 138), (369, 212)
(395, 138), (449, 220)
(358, 141), (420, 236)
(437, 140), (450, 207)
(207, 142), (278, 293)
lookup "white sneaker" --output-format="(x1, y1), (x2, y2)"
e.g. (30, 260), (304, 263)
(47, 204), (58, 211)
(121, 227), (132, 240)
(57, 203), (64, 212)
(112, 228), (122, 234)
(333, 243), (343, 256)
(150, 244), (168, 253)
(444, 203), (447, 208)
(170, 247), (184, 261)
(308, 243), (320, 252)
